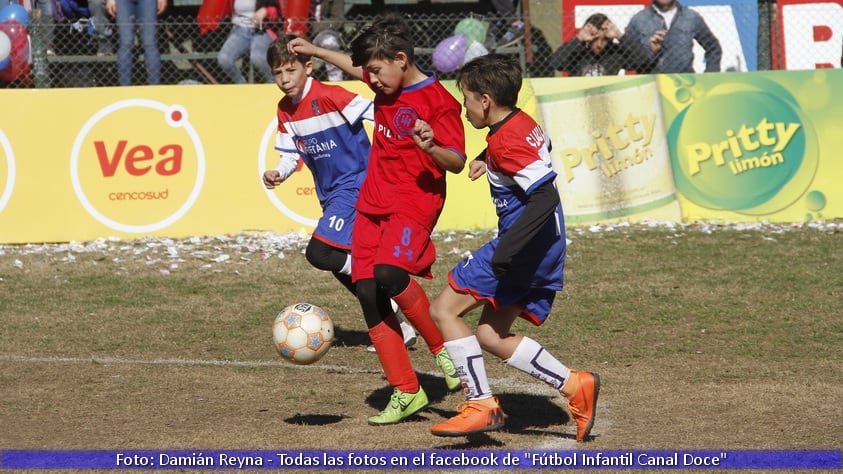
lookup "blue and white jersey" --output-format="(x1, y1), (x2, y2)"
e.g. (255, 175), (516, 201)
(485, 111), (560, 239)
(274, 77), (373, 207)
(448, 110), (566, 325)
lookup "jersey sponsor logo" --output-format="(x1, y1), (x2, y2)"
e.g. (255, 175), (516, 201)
(70, 100), (205, 233)
(526, 124), (547, 149)
(492, 197), (509, 209)
(392, 106), (419, 137)
(296, 136), (339, 159)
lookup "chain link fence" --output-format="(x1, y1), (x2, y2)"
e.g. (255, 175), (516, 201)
(0, 2), (839, 88)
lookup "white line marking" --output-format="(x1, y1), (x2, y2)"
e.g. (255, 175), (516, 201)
(0, 354), (382, 374)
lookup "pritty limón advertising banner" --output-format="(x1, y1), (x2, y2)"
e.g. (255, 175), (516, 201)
(657, 69), (838, 222)
(0, 69), (840, 244)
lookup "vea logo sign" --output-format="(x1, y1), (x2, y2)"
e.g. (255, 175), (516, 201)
(561, 0), (758, 71)
(70, 100), (206, 233)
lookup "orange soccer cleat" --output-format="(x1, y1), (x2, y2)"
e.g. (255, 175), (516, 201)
(430, 397), (505, 437)
(565, 370), (600, 442)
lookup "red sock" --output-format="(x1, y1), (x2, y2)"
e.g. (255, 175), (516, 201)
(393, 279), (444, 355)
(369, 314), (419, 393)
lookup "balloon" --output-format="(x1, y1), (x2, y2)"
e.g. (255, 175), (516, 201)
(0, 19), (26, 44)
(0, 30), (29, 83)
(454, 18), (487, 46)
(433, 34), (466, 73)
(0, 31), (10, 70)
(0, 3), (29, 28)
(462, 40), (489, 65)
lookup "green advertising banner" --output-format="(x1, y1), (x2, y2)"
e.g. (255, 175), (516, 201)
(658, 69), (838, 222)
(535, 69), (841, 224)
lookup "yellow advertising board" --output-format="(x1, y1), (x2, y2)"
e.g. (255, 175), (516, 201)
(1, 69), (841, 244)
(0, 83), (500, 244)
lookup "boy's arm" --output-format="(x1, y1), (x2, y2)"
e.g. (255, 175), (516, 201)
(287, 37), (363, 80)
(413, 119), (465, 173)
(491, 179), (560, 278)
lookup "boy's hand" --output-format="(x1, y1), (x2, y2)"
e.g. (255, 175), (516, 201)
(468, 158), (486, 181)
(287, 37), (318, 57)
(263, 170), (283, 189)
(412, 119), (435, 153)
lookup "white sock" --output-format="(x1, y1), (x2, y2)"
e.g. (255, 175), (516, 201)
(444, 336), (492, 400)
(339, 254), (352, 275)
(506, 336), (571, 391)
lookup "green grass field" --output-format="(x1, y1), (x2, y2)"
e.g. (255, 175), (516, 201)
(1, 223), (841, 466)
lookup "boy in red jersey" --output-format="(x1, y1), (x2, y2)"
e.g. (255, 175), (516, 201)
(428, 54), (600, 442)
(287, 13), (466, 425)
(262, 36), (417, 352)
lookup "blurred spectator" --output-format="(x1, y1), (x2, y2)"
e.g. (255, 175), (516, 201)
(549, 13), (651, 76)
(106, 0), (167, 85)
(35, 0), (56, 54)
(88, 0), (112, 56)
(310, 0), (344, 81)
(624, 0), (721, 73)
(216, 0), (281, 83)
(53, 0), (113, 56)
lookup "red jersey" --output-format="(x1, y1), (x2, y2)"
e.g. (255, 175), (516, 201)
(357, 71), (465, 225)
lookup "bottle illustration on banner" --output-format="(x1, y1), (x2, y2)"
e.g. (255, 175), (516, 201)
(538, 75), (682, 224)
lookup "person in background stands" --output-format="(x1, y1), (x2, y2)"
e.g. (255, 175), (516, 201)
(217, 0), (281, 83)
(107, 0), (167, 85)
(549, 13), (651, 76)
(624, 0), (721, 73)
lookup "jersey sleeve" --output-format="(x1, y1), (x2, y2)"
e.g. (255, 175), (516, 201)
(341, 94), (374, 126)
(273, 107), (302, 180)
(496, 137), (555, 195)
(429, 94), (466, 161)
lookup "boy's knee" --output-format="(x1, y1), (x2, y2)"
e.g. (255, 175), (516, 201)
(373, 264), (410, 296)
(475, 324), (499, 351)
(428, 299), (448, 326)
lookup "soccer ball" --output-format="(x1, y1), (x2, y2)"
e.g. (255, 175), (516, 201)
(272, 303), (334, 365)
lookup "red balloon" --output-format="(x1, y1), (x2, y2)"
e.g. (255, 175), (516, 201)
(0, 20), (28, 45)
(0, 29), (30, 84)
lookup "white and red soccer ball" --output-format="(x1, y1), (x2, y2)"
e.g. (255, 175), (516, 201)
(272, 303), (334, 365)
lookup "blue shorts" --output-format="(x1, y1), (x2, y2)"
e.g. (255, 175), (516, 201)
(312, 191), (357, 249)
(448, 235), (565, 326)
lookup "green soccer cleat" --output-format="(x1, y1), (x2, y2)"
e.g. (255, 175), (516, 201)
(367, 387), (429, 425)
(435, 348), (462, 392)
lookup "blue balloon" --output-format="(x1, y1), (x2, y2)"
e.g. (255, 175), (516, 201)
(433, 34), (466, 73)
(0, 3), (29, 28)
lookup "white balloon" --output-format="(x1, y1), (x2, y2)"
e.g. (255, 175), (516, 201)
(0, 31), (11, 70)
(463, 40), (489, 65)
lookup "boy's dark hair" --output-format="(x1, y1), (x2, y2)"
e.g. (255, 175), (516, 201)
(456, 54), (522, 109)
(349, 11), (414, 67)
(584, 13), (609, 29)
(267, 35), (311, 69)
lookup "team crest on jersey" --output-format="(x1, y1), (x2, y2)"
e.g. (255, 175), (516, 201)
(393, 107), (418, 137)
(311, 99), (321, 116)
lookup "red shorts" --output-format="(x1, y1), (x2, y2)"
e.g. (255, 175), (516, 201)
(351, 212), (437, 282)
